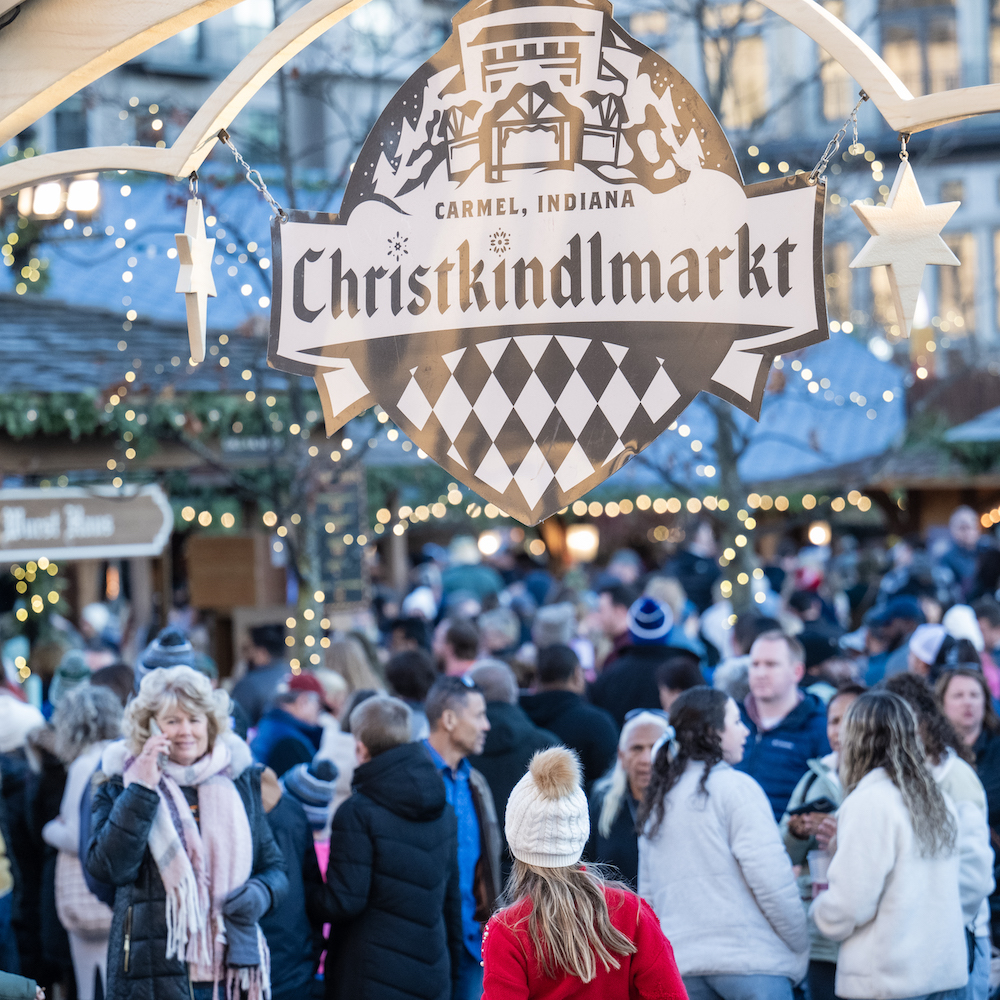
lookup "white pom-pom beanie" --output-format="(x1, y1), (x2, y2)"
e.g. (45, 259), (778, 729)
(505, 747), (590, 868)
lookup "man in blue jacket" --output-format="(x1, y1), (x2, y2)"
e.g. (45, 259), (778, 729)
(736, 630), (830, 819)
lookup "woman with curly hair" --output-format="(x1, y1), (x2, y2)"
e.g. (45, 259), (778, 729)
(638, 687), (807, 1000)
(811, 690), (983, 1000)
(87, 666), (287, 1000)
(482, 746), (686, 999)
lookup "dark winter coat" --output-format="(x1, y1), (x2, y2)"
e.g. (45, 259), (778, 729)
(737, 693), (831, 819)
(585, 782), (640, 887)
(87, 746), (288, 1000)
(589, 645), (676, 729)
(520, 689), (619, 791)
(251, 708), (323, 778)
(260, 792), (325, 1000)
(317, 741), (463, 1000)
(469, 702), (559, 878)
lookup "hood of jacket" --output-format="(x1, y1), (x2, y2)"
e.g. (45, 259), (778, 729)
(519, 689), (580, 729)
(481, 701), (543, 755)
(352, 741), (447, 822)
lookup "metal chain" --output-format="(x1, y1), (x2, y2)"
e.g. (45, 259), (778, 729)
(899, 132), (910, 161)
(808, 91), (869, 185)
(188, 171), (199, 197)
(217, 128), (288, 222)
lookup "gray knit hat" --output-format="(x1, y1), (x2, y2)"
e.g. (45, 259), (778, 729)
(280, 759), (339, 830)
(48, 649), (91, 707)
(135, 627), (195, 690)
(505, 747), (589, 868)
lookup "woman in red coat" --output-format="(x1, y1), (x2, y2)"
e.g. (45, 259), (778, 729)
(482, 746), (687, 1000)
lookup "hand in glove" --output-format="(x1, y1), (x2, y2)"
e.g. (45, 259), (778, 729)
(223, 879), (271, 969)
(222, 878), (272, 924)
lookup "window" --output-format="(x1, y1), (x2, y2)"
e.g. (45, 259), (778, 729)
(938, 232), (975, 334)
(630, 11), (668, 37)
(819, 2), (852, 120)
(54, 96), (87, 151)
(992, 0), (1000, 81)
(702, 2), (767, 129)
(825, 241), (854, 322)
(820, 47), (852, 120)
(941, 180), (964, 202)
(240, 111), (281, 164)
(704, 35), (768, 129)
(871, 266), (897, 334)
(879, 1), (958, 95)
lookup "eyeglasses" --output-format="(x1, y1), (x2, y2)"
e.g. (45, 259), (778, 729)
(624, 708), (670, 723)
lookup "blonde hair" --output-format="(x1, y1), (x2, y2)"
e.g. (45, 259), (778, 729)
(123, 666), (230, 757)
(594, 712), (668, 838)
(840, 690), (956, 857)
(324, 638), (385, 693)
(502, 861), (636, 982)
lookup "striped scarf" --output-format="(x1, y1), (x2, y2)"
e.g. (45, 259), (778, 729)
(122, 736), (270, 1000)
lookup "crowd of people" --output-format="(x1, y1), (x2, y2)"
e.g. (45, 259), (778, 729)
(2, 501), (1000, 1000)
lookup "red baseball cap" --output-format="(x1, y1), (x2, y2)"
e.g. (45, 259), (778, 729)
(285, 672), (325, 699)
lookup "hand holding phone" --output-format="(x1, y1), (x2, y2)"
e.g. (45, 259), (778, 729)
(148, 719), (170, 771)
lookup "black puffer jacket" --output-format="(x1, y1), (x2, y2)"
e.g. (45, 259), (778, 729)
(87, 740), (288, 1000)
(318, 741), (462, 1000)
(520, 689), (619, 791)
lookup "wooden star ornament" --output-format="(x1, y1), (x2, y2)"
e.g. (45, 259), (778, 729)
(174, 197), (217, 363)
(849, 159), (959, 337)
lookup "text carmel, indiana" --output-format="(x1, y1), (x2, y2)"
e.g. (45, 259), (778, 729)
(292, 224), (797, 322)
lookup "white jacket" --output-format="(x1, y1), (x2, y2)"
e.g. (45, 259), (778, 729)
(932, 749), (995, 936)
(639, 760), (808, 982)
(811, 767), (968, 1000)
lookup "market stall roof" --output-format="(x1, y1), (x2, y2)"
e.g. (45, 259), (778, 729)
(0, 291), (280, 393)
(607, 332), (907, 491)
(944, 406), (1000, 443)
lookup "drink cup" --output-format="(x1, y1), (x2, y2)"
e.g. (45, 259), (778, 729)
(807, 849), (831, 897)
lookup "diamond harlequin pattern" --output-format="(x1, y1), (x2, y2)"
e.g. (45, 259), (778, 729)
(393, 334), (680, 516)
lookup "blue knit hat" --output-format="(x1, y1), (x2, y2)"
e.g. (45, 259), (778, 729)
(280, 759), (339, 830)
(135, 627), (196, 690)
(627, 597), (674, 646)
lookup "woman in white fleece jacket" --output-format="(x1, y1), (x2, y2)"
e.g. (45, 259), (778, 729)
(811, 690), (968, 1000)
(639, 687), (808, 1000)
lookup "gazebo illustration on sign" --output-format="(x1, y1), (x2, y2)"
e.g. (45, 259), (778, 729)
(479, 82), (583, 181)
(443, 0), (628, 183)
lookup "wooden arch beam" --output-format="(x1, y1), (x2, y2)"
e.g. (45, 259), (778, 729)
(758, 0), (1000, 133)
(0, 0), (369, 198)
(2, 0), (1000, 201)
(0, 0), (244, 146)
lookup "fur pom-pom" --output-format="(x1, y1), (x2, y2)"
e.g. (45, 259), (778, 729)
(529, 747), (581, 800)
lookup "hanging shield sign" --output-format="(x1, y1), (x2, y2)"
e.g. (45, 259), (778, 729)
(268, 0), (828, 525)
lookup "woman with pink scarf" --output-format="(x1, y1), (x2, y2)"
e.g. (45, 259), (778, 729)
(88, 666), (287, 1000)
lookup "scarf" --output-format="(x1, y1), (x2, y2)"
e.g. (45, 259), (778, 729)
(121, 736), (269, 1000)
